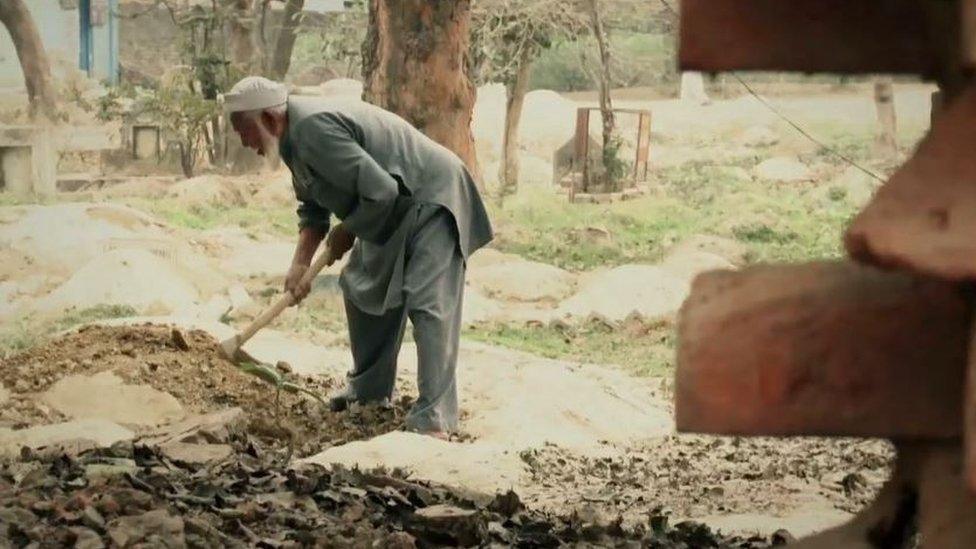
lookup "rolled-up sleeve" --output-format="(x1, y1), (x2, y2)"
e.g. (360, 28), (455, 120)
(295, 189), (331, 232)
(295, 114), (408, 244)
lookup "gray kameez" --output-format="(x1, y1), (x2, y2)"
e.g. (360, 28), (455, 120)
(278, 96), (492, 432)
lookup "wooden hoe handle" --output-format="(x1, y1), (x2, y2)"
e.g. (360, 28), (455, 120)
(235, 244), (332, 347)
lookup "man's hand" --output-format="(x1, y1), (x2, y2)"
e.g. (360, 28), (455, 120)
(286, 226), (325, 305)
(284, 262), (311, 302)
(326, 224), (355, 266)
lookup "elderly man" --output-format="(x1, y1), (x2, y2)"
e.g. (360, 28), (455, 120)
(223, 76), (492, 438)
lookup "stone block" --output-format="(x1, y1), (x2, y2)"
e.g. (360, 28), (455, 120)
(676, 261), (969, 438)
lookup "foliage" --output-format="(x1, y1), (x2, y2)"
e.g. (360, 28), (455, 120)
(143, 68), (220, 178)
(158, 1), (238, 96)
(238, 360), (326, 406)
(600, 133), (629, 187)
(470, 0), (587, 88)
(289, 1), (368, 80)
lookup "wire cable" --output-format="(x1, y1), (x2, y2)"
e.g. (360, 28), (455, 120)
(657, 0), (887, 182)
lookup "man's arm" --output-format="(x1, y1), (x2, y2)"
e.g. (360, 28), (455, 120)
(294, 114), (408, 245)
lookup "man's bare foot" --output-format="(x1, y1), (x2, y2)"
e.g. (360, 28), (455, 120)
(424, 430), (450, 441)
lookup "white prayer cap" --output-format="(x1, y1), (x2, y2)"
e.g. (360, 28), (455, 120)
(221, 76), (288, 113)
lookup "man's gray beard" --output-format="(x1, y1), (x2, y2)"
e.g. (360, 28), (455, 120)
(258, 126), (282, 166)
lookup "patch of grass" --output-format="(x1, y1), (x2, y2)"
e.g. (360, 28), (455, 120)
(489, 160), (859, 270)
(0, 305), (137, 359)
(49, 304), (138, 333)
(465, 319), (676, 378)
(0, 193), (53, 207)
(126, 198), (297, 237)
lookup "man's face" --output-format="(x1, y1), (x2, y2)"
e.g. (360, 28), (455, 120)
(230, 112), (277, 157)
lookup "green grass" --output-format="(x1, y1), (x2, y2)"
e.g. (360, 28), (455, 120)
(0, 193), (54, 207)
(125, 198), (297, 237)
(0, 304), (137, 359)
(489, 160), (860, 271)
(465, 319), (676, 378)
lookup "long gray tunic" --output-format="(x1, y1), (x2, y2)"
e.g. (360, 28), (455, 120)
(278, 96), (493, 315)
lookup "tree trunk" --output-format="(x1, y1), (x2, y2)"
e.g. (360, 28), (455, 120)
(498, 49), (533, 201)
(363, 0), (483, 188)
(0, 0), (58, 121)
(874, 78), (898, 160)
(225, 0), (260, 75)
(680, 71), (710, 105)
(268, 0), (304, 80)
(586, 0), (617, 189)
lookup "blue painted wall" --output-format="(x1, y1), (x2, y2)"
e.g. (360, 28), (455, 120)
(0, 0), (118, 89)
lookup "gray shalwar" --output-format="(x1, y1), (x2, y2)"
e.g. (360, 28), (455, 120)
(277, 97), (493, 433)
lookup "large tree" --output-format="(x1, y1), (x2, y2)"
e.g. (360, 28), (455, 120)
(362, 0), (482, 186)
(224, 0), (261, 74)
(471, 0), (586, 199)
(266, 0), (305, 80)
(0, 0), (58, 121)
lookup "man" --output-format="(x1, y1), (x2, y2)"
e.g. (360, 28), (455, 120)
(223, 76), (492, 438)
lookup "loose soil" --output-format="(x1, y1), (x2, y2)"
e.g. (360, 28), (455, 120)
(0, 325), (414, 458)
(520, 436), (892, 529)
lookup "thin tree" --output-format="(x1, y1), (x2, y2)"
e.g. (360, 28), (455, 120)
(873, 78), (898, 160)
(471, 0), (586, 200)
(266, 0), (305, 79)
(0, 0), (58, 121)
(585, 0), (622, 190)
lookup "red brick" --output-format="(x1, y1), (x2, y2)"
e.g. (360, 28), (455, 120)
(965, 326), (976, 492)
(676, 262), (969, 438)
(846, 85), (976, 281)
(680, 0), (943, 74)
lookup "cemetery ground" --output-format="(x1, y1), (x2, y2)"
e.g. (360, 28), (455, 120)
(0, 84), (932, 546)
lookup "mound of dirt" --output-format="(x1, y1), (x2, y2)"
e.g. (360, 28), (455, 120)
(0, 203), (168, 276)
(199, 228), (296, 278)
(556, 265), (690, 322)
(96, 177), (176, 200)
(468, 258), (576, 303)
(36, 249), (201, 315)
(250, 172), (296, 207)
(522, 90), (583, 155)
(473, 85), (585, 162)
(0, 324), (408, 458)
(660, 249), (736, 282)
(666, 234), (751, 266)
(462, 286), (503, 325)
(166, 175), (249, 207)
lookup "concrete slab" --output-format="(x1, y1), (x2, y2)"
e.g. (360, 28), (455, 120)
(41, 371), (185, 428)
(0, 419), (134, 457)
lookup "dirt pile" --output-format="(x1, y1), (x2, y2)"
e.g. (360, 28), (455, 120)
(468, 256), (576, 303)
(0, 324), (407, 458)
(520, 436), (892, 536)
(0, 441), (782, 548)
(0, 204), (231, 320)
(556, 265), (690, 323)
(37, 249), (201, 315)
